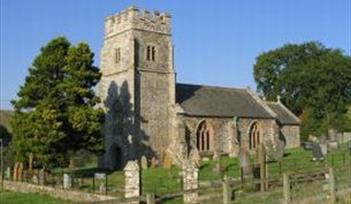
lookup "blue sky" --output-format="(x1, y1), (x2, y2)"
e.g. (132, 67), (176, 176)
(1, 0), (350, 110)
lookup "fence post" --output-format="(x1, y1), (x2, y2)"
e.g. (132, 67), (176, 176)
(146, 193), (155, 204)
(283, 173), (290, 204)
(222, 177), (231, 204)
(328, 167), (336, 204)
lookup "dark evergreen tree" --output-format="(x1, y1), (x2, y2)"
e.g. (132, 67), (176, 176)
(11, 37), (104, 168)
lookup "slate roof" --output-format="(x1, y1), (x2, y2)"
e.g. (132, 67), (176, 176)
(176, 83), (274, 118)
(266, 102), (300, 125)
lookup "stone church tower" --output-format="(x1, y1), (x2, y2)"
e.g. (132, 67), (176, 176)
(99, 6), (176, 169)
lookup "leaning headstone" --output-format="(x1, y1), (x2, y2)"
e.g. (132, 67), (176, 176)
(238, 148), (252, 178)
(311, 143), (324, 161)
(124, 161), (140, 203)
(63, 173), (72, 189)
(140, 155), (148, 170)
(183, 162), (199, 204)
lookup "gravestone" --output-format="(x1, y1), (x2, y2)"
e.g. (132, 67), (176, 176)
(124, 161), (140, 203)
(63, 173), (72, 189)
(311, 143), (324, 161)
(238, 148), (252, 178)
(39, 168), (46, 185)
(5, 167), (11, 180)
(189, 148), (200, 167)
(320, 143), (327, 156)
(140, 155), (148, 170)
(328, 142), (338, 152)
(32, 175), (39, 184)
(183, 162), (199, 204)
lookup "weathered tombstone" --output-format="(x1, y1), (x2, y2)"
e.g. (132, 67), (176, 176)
(39, 168), (46, 185)
(188, 148), (200, 167)
(238, 148), (252, 179)
(311, 143), (324, 161)
(328, 142), (338, 152)
(63, 173), (72, 189)
(265, 140), (284, 162)
(182, 162), (198, 204)
(124, 161), (140, 203)
(5, 167), (11, 180)
(32, 175), (39, 184)
(140, 155), (148, 170)
(320, 143), (327, 156)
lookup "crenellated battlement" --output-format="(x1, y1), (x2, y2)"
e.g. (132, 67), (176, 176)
(104, 6), (172, 38)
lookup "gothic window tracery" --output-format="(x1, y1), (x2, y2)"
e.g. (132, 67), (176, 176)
(249, 122), (261, 149)
(196, 120), (213, 151)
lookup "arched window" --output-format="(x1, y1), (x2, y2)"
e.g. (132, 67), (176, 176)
(249, 122), (261, 149)
(196, 120), (213, 151)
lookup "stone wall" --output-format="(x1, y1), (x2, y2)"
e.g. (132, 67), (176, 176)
(4, 180), (116, 203)
(281, 125), (300, 148)
(178, 115), (280, 157)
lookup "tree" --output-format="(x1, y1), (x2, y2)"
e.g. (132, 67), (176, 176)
(253, 42), (351, 138)
(11, 37), (104, 168)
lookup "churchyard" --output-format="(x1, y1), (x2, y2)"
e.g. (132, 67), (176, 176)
(1, 141), (350, 204)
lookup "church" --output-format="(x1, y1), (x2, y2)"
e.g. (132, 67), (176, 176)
(99, 6), (300, 170)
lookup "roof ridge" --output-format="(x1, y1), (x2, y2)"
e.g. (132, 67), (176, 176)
(245, 88), (277, 118)
(276, 101), (301, 124)
(176, 82), (246, 91)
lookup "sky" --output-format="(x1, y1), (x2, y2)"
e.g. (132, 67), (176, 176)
(1, 0), (350, 110)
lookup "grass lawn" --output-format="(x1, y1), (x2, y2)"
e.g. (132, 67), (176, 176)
(10, 143), (349, 204)
(0, 191), (76, 204)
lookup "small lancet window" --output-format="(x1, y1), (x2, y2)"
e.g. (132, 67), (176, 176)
(146, 46), (151, 61)
(151, 46), (156, 61)
(146, 45), (156, 61)
(115, 48), (121, 64)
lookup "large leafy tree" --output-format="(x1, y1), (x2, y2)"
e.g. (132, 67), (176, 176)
(253, 42), (351, 138)
(11, 37), (104, 168)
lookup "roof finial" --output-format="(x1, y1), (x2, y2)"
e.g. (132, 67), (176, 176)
(277, 95), (281, 103)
